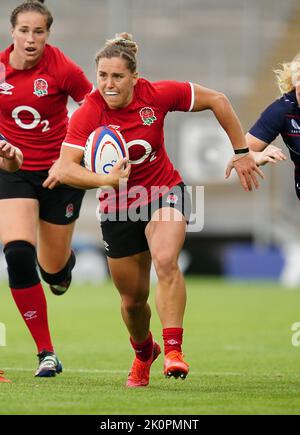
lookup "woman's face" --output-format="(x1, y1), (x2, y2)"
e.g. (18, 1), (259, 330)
(11, 12), (49, 67)
(294, 75), (300, 106)
(97, 57), (138, 109)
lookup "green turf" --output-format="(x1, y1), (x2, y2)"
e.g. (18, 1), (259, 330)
(1, 277), (300, 415)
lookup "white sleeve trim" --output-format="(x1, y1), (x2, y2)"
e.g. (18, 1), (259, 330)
(188, 82), (195, 112)
(63, 142), (85, 150)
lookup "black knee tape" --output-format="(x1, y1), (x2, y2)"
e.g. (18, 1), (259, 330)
(38, 251), (76, 285)
(3, 240), (40, 289)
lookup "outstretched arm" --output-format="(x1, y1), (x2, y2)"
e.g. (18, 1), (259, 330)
(226, 133), (287, 176)
(192, 84), (264, 192)
(246, 133), (287, 166)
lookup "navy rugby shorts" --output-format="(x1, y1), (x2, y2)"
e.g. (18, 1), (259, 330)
(0, 169), (85, 225)
(100, 183), (191, 258)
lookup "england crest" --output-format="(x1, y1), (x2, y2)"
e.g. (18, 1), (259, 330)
(33, 78), (48, 97)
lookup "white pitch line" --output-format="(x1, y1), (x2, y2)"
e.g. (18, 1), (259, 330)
(3, 367), (242, 376)
(3, 368), (127, 374)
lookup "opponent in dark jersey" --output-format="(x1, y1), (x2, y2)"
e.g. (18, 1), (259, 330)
(0, 0), (93, 378)
(225, 57), (298, 180)
(46, 32), (261, 387)
(247, 90), (300, 195)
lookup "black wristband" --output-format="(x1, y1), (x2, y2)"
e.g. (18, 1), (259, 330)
(234, 147), (249, 155)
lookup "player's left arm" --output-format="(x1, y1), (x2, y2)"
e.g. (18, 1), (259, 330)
(0, 139), (23, 172)
(226, 134), (287, 177)
(191, 83), (264, 192)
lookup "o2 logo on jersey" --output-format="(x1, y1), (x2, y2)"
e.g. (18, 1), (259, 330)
(127, 139), (152, 164)
(33, 78), (48, 97)
(12, 106), (50, 132)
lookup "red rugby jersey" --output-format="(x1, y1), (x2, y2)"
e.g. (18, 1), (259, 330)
(63, 78), (194, 210)
(0, 44), (93, 170)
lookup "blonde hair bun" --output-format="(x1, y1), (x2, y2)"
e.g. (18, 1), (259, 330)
(105, 32), (138, 55)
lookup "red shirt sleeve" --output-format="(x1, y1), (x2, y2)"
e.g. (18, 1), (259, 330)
(153, 81), (194, 113)
(52, 47), (93, 103)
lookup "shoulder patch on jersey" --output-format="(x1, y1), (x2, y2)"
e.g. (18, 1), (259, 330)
(139, 107), (157, 126)
(33, 78), (48, 97)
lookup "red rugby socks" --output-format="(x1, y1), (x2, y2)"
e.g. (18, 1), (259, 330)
(11, 283), (54, 353)
(130, 331), (154, 361)
(162, 327), (183, 355)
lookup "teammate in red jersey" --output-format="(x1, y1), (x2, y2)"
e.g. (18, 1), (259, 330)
(45, 32), (263, 387)
(0, 0), (97, 378)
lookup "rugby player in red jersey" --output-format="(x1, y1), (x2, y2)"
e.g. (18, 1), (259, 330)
(45, 33), (263, 387)
(0, 0), (96, 378)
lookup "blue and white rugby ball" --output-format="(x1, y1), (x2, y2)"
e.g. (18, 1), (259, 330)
(84, 126), (128, 175)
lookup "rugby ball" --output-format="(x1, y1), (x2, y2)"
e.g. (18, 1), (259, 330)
(84, 126), (128, 175)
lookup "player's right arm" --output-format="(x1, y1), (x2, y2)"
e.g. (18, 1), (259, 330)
(43, 99), (130, 190)
(43, 145), (129, 190)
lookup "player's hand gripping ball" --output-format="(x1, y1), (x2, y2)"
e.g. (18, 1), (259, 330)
(84, 126), (128, 175)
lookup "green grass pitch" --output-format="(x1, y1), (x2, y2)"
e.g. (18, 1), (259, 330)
(1, 277), (300, 415)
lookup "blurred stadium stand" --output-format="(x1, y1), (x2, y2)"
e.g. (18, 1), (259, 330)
(1, 0), (300, 281)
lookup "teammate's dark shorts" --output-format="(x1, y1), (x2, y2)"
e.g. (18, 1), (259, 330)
(100, 183), (191, 258)
(0, 169), (85, 225)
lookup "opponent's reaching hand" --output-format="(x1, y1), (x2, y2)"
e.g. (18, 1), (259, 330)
(252, 145), (287, 166)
